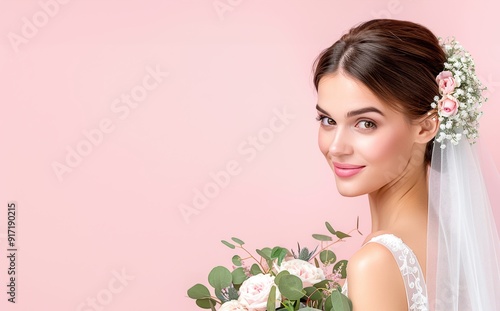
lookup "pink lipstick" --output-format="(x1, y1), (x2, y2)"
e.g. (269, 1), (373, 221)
(333, 162), (365, 178)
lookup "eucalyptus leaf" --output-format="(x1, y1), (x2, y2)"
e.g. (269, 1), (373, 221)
(330, 290), (351, 311)
(319, 250), (337, 265)
(231, 237), (245, 245)
(277, 274), (305, 300)
(303, 286), (323, 301)
(256, 248), (272, 261)
(195, 298), (217, 309)
(208, 266), (232, 290)
(266, 285), (277, 311)
(333, 260), (348, 279)
(231, 267), (247, 285)
(232, 255), (242, 266)
(221, 240), (235, 249)
(250, 263), (263, 275)
(187, 283), (211, 299)
(313, 279), (330, 289)
(325, 221), (336, 235)
(312, 234), (332, 242)
(335, 231), (351, 239)
(314, 257), (320, 268)
(271, 246), (288, 266)
(324, 293), (333, 311)
(274, 270), (290, 287)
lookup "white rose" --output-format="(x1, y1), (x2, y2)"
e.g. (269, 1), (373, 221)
(219, 300), (249, 311)
(238, 274), (281, 311)
(279, 259), (325, 287)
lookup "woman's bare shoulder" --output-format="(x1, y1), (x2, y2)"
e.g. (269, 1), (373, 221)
(346, 241), (407, 311)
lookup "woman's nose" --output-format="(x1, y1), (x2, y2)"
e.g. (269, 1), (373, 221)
(329, 128), (352, 157)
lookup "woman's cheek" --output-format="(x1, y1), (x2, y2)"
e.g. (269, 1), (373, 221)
(318, 130), (331, 156)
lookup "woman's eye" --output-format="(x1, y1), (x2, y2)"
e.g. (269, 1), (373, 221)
(315, 115), (336, 126)
(357, 120), (376, 129)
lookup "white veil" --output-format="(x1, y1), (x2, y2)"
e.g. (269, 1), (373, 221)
(427, 138), (500, 310)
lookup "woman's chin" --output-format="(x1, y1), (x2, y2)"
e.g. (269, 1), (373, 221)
(335, 186), (365, 197)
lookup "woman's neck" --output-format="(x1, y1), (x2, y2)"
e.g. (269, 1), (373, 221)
(368, 164), (429, 233)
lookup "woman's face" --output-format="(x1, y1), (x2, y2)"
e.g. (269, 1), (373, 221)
(317, 72), (423, 197)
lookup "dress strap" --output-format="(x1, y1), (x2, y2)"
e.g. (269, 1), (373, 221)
(367, 234), (428, 311)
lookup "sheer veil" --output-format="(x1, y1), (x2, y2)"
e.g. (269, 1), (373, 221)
(427, 138), (500, 310)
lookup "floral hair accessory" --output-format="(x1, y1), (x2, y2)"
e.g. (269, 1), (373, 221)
(431, 37), (487, 149)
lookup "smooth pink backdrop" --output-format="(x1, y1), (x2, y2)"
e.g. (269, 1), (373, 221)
(1, 1), (499, 310)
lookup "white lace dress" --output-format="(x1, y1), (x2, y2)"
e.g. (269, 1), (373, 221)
(342, 234), (428, 311)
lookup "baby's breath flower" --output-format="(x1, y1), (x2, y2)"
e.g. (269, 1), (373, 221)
(432, 37), (487, 149)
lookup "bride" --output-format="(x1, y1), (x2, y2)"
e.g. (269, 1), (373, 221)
(312, 19), (500, 310)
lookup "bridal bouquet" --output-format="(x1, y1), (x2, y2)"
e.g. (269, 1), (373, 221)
(187, 220), (361, 311)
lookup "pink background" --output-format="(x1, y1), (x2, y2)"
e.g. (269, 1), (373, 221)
(1, 1), (499, 310)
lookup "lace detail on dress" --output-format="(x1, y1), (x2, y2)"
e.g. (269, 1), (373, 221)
(371, 234), (428, 310)
(342, 234), (428, 311)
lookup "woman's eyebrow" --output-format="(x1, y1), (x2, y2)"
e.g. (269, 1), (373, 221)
(315, 104), (330, 116)
(346, 107), (385, 117)
(316, 104), (384, 118)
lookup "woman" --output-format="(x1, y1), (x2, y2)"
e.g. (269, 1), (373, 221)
(312, 19), (500, 310)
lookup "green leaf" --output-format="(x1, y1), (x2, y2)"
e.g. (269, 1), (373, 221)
(312, 234), (332, 242)
(187, 283), (211, 299)
(324, 293), (333, 311)
(266, 285), (277, 311)
(208, 266), (232, 290)
(232, 255), (242, 266)
(274, 270), (290, 286)
(298, 308), (323, 311)
(221, 240), (235, 249)
(277, 274), (305, 300)
(313, 279), (330, 289)
(334, 231), (351, 239)
(256, 247), (272, 260)
(325, 221), (336, 235)
(231, 267), (247, 285)
(330, 290), (351, 311)
(195, 298), (217, 309)
(271, 247), (288, 266)
(303, 286), (323, 301)
(319, 250), (337, 265)
(314, 257), (320, 268)
(250, 263), (263, 275)
(333, 260), (348, 279)
(231, 237), (245, 245)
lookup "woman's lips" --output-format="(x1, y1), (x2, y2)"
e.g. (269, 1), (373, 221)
(333, 162), (365, 178)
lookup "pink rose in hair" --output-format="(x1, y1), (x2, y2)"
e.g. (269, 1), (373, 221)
(438, 95), (459, 117)
(436, 71), (457, 95)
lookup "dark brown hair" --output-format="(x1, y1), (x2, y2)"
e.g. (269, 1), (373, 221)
(312, 19), (446, 165)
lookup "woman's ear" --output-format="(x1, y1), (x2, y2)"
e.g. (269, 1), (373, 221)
(415, 112), (439, 144)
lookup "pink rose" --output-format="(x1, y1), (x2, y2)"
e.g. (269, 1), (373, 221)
(278, 259), (325, 287)
(219, 300), (249, 311)
(438, 95), (459, 117)
(238, 274), (281, 311)
(436, 71), (457, 95)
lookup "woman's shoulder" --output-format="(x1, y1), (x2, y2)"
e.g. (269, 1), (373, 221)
(349, 233), (402, 274)
(346, 232), (407, 310)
